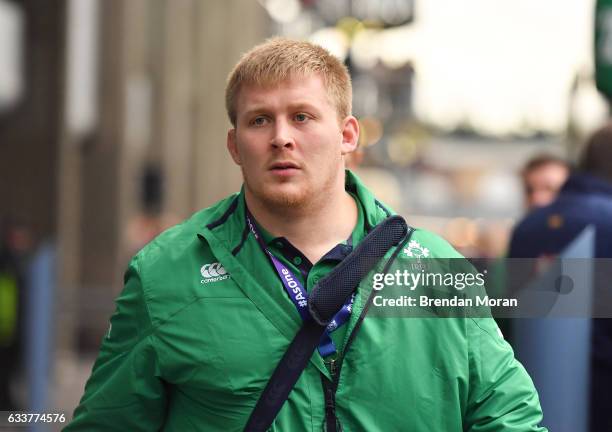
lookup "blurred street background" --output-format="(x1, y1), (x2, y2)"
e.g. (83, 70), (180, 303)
(0, 0), (611, 429)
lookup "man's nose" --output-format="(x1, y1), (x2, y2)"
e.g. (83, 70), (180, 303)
(270, 119), (295, 149)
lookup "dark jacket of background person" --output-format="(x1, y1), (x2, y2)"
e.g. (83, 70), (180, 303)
(510, 174), (612, 256)
(508, 173), (612, 431)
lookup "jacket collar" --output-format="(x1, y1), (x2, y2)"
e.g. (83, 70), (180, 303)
(198, 169), (394, 247)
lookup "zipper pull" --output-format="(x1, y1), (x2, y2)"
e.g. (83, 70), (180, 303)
(328, 358), (339, 383)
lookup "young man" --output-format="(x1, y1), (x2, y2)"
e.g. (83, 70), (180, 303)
(66, 38), (545, 431)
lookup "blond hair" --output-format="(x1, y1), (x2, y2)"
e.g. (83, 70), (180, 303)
(225, 37), (352, 126)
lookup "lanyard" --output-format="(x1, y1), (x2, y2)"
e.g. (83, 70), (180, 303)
(245, 209), (354, 357)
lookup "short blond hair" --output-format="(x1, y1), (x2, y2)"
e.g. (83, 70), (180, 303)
(225, 37), (352, 126)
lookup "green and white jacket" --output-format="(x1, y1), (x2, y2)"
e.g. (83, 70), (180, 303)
(66, 171), (545, 431)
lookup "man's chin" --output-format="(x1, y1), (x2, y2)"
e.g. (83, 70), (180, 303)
(255, 184), (310, 209)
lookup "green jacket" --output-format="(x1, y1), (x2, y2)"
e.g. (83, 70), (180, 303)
(66, 172), (545, 431)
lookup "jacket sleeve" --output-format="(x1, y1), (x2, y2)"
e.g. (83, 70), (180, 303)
(464, 317), (547, 432)
(64, 256), (167, 431)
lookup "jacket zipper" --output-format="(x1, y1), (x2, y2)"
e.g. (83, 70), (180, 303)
(320, 230), (412, 431)
(323, 359), (338, 432)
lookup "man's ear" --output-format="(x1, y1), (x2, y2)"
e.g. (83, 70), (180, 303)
(340, 116), (360, 155)
(227, 128), (241, 165)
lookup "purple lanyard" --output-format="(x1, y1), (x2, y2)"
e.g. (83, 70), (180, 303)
(246, 209), (354, 356)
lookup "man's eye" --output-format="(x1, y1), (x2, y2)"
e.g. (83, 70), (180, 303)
(294, 113), (308, 122)
(251, 116), (268, 126)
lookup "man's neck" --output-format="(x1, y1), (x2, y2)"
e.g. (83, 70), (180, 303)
(246, 189), (358, 264)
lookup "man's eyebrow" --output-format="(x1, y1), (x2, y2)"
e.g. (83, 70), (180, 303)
(241, 107), (269, 117)
(241, 102), (322, 117)
(288, 102), (322, 113)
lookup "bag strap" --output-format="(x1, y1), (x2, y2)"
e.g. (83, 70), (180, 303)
(244, 216), (409, 432)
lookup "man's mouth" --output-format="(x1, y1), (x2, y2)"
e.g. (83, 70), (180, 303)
(268, 161), (301, 178)
(269, 162), (300, 171)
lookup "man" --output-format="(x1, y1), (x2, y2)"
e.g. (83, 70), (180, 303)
(509, 123), (612, 431)
(67, 38), (544, 431)
(520, 154), (570, 210)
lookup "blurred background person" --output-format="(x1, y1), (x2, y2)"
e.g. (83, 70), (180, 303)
(0, 218), (32, 411)
(509, 122), (612, 432)
(521, 154), (570, 211)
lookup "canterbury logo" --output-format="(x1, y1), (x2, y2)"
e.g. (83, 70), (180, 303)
(200, 262), (229, 284)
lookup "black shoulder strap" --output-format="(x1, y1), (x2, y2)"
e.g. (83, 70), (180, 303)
(243, 216), (409, 432)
